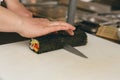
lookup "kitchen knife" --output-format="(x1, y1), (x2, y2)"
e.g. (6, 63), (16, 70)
(64, 44), (88, 58)
(64, 0), (88, 58)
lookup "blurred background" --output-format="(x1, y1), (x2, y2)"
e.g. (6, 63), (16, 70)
(20, 0), (120, 10)
(19, 0), (120, 22)
(0, 0), (120, 44)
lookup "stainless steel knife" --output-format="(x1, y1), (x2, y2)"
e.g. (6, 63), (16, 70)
(63, 44), (88, 58)
(64, 0), (88, 58)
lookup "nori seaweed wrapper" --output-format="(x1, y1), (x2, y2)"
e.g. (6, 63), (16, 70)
(29, 25), (87, 54)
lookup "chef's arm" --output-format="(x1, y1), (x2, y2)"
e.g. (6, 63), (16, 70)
(4, 0), (32, 17)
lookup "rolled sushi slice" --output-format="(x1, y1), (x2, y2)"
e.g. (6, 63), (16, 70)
(30, 39), (40, 53)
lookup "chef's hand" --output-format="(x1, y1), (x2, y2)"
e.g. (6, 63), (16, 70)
(17, 17), (75, 38)
(3, 0), (75, 38)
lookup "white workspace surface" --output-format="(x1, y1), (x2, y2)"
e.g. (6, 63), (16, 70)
(0, 34), (120, 80)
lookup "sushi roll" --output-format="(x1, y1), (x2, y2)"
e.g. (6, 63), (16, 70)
(29, 25), (87, 54)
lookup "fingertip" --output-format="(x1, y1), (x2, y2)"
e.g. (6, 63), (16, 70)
(72, 26), (76, 30)
(24, 12), (33, 17)
(71, 31), (75, 35)
(67, 30), (75, 36)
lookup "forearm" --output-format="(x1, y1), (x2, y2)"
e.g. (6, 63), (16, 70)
(4, 0), (32, 17)
(4, 0), (20, 8)
(0, 6), (22, 32)
(4, 0), (19, 4)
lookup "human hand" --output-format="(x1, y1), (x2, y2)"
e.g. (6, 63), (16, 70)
(17, 17), (76, 38)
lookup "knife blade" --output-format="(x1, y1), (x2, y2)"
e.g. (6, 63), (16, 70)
(63, 44), (88, 58)
(64, 0), (87, 58)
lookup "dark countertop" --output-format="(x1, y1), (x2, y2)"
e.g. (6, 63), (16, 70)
(0, 32), (28, 45)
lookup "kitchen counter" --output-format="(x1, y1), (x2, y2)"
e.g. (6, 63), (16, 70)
(0, 34), (120, 80)
(0, 32), (27, 45)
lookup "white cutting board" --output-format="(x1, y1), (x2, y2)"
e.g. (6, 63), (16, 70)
(0, 34), (120, 80)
